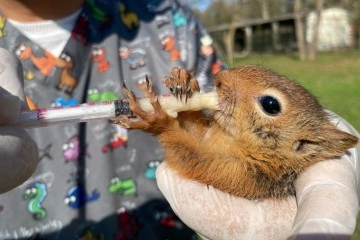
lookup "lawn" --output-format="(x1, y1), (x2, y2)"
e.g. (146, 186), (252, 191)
(231, 51), (360, 131)
(232, 51), (360, 238)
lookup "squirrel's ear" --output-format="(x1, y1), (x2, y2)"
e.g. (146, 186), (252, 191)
(293, 125), (358, 160)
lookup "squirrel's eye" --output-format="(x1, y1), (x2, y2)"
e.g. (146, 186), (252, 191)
(258, 95), (281, 115)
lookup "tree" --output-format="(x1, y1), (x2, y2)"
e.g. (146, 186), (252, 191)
(256, 0), (270, 20)
(294, 0), (324, 61)
(307, 0), (324, 60)
(223, 1), (241, 66)
(343, 0), (360, 48)
(294, 0), (307, 60)
(196, 0), (233, 27)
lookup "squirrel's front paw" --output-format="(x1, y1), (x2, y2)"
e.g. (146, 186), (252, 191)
(110, 76), (174, 134)
(163, 67), (200, 102)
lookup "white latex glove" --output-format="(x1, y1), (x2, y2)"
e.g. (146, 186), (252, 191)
(0, 48), (39, 193)
(156, 113), (360, 240)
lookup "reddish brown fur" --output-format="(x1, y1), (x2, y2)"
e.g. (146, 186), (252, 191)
(113, 66), (358, 199)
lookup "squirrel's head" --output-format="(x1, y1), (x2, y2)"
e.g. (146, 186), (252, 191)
(213, 65), (358, 169)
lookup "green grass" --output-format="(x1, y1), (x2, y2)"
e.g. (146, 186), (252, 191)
(230, 51), (360, 131)
(231, 51), (360, 238)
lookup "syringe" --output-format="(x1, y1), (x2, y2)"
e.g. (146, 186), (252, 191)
(14, 92), (219, 128)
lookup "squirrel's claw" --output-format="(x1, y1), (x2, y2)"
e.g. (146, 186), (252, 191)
(111, 76), (173, 134)
(163, 67), (200, 103)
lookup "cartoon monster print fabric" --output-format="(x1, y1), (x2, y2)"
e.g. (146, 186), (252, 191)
(0, 0), (224, 239)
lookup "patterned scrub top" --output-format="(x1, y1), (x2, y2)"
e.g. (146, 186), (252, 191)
(0, 0), (224, 239)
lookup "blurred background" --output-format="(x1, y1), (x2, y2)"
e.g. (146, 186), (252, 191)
(186, 0), (360, 134)
(187, 1), (360, 237)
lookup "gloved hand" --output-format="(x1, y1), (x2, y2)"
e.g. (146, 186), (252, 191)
(156, 113), (360, 240)
(0, 48), (39, 193)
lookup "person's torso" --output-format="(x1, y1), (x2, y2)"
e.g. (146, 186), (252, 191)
(0, 0), (215, 239)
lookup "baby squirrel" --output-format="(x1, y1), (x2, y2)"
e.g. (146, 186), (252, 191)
(111, 65), (359, 199)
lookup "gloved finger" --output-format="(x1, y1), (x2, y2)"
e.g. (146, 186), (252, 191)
(292, 113), (360, 237)
(0, 87), (22, 125)
(0, 48), (38, 193)
(0, 47), (28, 125)
(156, 162), (297, 240)
(0, 126), (38, 193)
